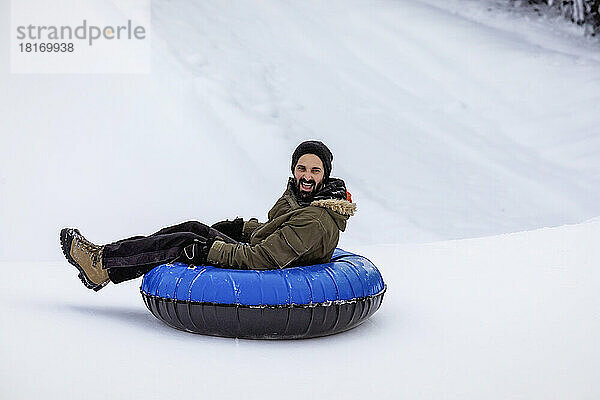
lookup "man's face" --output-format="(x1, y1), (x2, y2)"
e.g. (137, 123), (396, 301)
(294, 154), (325, 199)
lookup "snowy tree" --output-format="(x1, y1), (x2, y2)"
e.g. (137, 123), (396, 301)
(522, 0), (600, 34)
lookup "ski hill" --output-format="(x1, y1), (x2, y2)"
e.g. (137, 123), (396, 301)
(1, 0), (599, 260)
(2, 219), (599, 399)
(0, 0), (599, 398)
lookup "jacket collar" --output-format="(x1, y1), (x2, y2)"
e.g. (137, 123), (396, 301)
(286, 177), (356, 217)
(310, 198), (356, 216)
(287, 177), (347, 205)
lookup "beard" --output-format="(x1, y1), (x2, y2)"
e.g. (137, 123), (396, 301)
(295, 177), (321, 199)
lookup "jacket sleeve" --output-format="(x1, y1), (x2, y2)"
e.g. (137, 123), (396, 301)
(241, 218), (264, 243)
(207, 215), (325, 270)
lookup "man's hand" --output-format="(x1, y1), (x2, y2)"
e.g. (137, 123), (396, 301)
(211, 217), (244, 242)
(181, 237), (216, 265)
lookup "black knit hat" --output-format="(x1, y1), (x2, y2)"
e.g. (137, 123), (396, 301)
(291, 140), (334, 181)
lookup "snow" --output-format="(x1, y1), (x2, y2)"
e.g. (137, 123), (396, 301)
(2, 219), (599, 399)
(1, 0), (600, 261)
(1, 0), (599, 398)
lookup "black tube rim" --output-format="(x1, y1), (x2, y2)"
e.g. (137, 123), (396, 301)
(141, 285), (386, 339)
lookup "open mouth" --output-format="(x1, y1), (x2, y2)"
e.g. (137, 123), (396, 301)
(300, 181), (314, 191)
(298, 179), (316, 194)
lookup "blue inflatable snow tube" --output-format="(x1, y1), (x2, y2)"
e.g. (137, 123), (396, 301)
(141, 248), (386, 339)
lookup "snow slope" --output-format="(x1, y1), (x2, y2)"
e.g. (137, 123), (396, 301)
(1, 0), (600, 261)
(2, 218), (599, 399)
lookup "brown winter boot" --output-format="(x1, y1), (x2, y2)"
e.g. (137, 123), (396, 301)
(60, 228), (109, 291)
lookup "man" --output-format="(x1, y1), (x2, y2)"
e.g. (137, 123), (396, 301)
(60, 140), (356, 291)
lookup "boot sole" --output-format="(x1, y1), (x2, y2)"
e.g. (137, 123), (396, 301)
(60, 228), (108, 292)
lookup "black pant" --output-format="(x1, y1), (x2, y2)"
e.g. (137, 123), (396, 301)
(103, 221), (238, 284)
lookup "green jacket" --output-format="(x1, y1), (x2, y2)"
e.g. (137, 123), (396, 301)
(207, 187), (356, 270)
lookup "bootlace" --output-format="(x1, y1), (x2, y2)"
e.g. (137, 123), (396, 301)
(72, 231), (103, 267)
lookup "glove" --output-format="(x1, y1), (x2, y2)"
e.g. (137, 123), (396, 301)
(211, 217), (244, 242)
(181, 237), (216, 265)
